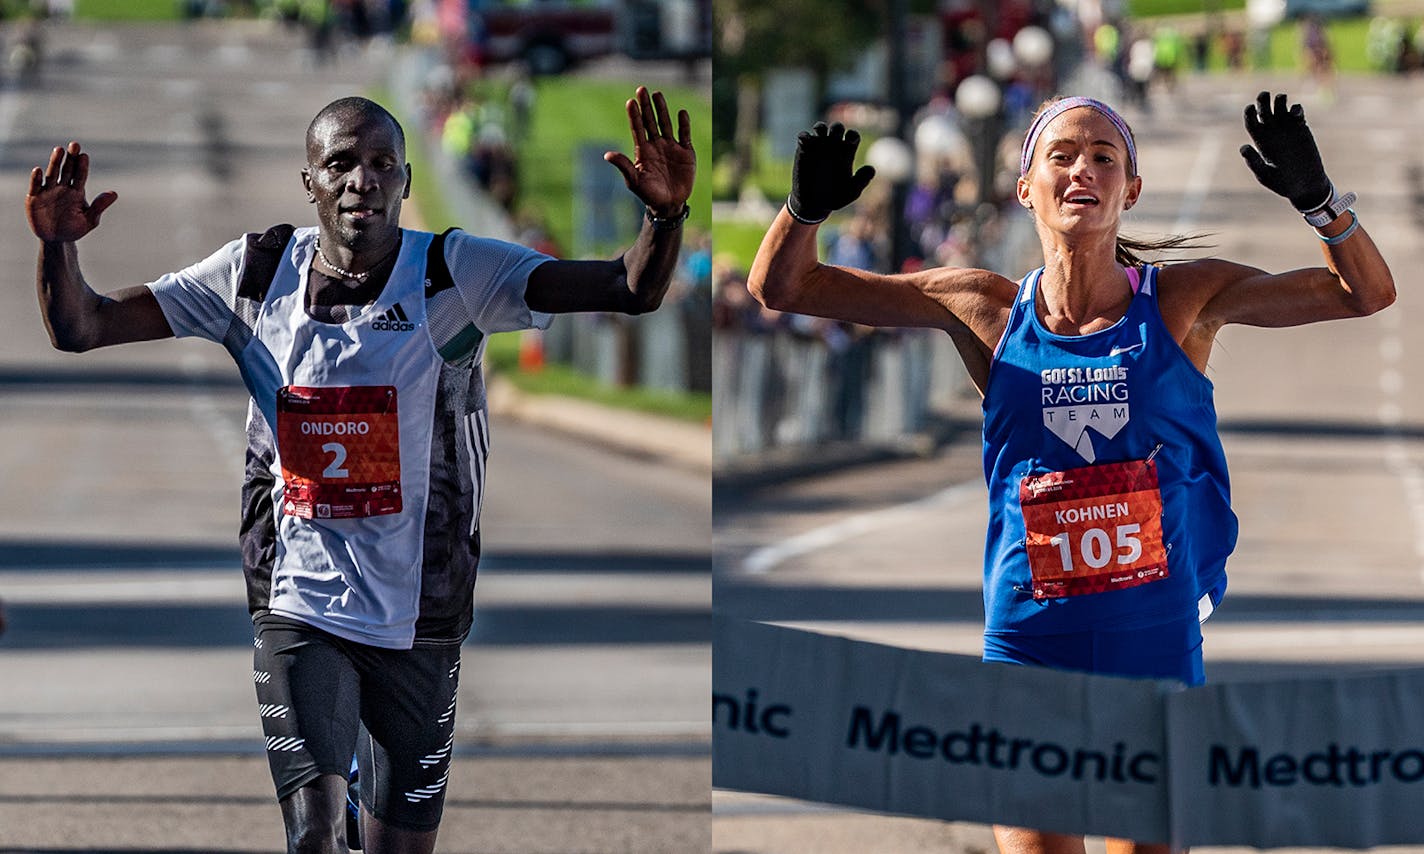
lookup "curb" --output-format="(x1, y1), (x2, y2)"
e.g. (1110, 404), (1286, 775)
(487, 374), (712, 474)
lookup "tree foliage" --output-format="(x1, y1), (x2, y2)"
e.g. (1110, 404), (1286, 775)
(713, 0), (884, 158)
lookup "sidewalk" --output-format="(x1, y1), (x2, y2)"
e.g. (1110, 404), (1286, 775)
(488, 373), (711, 473)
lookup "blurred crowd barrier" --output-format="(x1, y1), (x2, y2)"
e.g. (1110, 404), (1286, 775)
(711, 196), (1035, 471)
(545, 287), (713, 394)
(713, 326), (970, 463)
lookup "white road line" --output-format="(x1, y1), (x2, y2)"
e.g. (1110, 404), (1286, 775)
(712, 795), (849, 816)
(1172, 130), (1222, 234)
(0, 569), (708, 607)
(0, 572), (241, 605)
(1206, 624), (1424, 651)
(740, 480), (981, 575)
(0, 87), (22, 165)
(1365, 153), (1423, 582)
(462, 720), (708, 738)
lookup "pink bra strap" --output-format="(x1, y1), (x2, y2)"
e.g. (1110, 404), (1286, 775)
(1125, 264), (1142, 294)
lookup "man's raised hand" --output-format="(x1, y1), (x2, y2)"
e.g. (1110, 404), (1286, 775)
(603, 86), (695, 219)
(26, 142), (118, 243)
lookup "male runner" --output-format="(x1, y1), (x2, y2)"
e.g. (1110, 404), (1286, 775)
(25, 87), (694, 854)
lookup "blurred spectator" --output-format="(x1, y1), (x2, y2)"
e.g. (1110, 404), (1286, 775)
(713, 264), (768, 331)
(1152, 25), (1186, 93)
(1365, 16), (1424, 73)
(827, 213), (879, 272)
(439, 96), (519, 210)
(1093, 20), (1121, 65)
(514, 210), (563, 258)
(1125, 35), (1155, 109)
(472, 113), (517, 211)
(682, 230), (712, 291)
(1366, 16), (1404, 71)
(1301, 15), (1335, 96)
(1191, 28), (1210, 71)
(441, 97), (477, 162)
(509, 70), (535, 141)
(300, 0), (334, 65)
(1221, 28), (1246, 70)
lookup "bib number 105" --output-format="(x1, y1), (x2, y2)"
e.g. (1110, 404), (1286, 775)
(1049, 523), (1143, 573)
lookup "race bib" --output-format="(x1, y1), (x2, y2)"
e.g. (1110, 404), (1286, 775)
(275, 385), (401, 519)
(1019, 458), (1168, 600)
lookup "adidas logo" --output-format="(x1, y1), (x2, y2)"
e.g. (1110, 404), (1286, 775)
(372, 303), (415, 332)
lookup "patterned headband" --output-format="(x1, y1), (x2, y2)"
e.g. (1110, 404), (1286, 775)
(1019, 96), (1137, 177)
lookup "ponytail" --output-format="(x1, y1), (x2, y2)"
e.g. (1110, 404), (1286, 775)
(1115, 232), (1216, 268)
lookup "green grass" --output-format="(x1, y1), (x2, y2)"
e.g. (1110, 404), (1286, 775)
(712, 219), (773, 274)
(375, 84), (711, 420)
(521, 79), (712, 257)
(1182, 16), (1373, 72)
(712, 135), (793, 203)
(1124, 1), (1375, 72)
(1271, 17), (1372, 72)
(74, 0), (180, 20)
(485, 333), (712, 422)
(1127, 0), (1243, 15)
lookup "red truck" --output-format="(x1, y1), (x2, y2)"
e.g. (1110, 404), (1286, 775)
(445, 0), (709, 75)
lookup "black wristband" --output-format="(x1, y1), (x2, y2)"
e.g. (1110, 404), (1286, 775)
(646, 204), (689, 231)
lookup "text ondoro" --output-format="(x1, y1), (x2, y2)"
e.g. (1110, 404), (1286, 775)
(1210, 744), (1424, 788)
(299, 421), (371, 436)
(847, 706), (1160, 784)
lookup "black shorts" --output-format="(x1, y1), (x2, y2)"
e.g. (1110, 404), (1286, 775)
(252, 613), (462, 832)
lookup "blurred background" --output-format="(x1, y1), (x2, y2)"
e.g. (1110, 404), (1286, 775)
(712, 0), (1424, 852)
(0, 2), (712, 851)
(711, 0), (1424, 468)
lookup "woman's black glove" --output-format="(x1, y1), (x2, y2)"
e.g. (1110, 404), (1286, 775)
(787, 122), (876, 224)
(1239, 91), (1333, 213)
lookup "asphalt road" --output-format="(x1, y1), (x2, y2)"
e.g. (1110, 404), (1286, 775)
(0, 20), (709, 853)
(713, 71), (1424, 853)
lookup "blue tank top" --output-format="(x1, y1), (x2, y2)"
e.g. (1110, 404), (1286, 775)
(981, 265), (1237, 634)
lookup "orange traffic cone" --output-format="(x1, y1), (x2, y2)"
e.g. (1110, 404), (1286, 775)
(518, 328), (545, 372)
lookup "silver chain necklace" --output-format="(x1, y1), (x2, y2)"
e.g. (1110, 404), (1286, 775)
(315, 238), (401, 282)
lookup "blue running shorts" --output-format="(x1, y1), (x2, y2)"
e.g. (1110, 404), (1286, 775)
(982, 613), (1206, 686)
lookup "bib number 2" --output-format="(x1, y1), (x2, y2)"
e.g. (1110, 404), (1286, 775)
(276, 385), (402, 520)
(1020, 458), (1168, 599)
(321, 442), (349, 479)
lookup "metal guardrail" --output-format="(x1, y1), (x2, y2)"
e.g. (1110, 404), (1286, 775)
(712, 326), (972, 465)
(543, 294), (712, 393)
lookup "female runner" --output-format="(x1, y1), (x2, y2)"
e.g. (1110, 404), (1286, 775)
(747, 92), (1395, 854)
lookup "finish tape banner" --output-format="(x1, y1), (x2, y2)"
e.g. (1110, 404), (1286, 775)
(713, 617), (1175, 842)
(713, 617), (1424, 848)
(1168, 671), (1424, 847)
